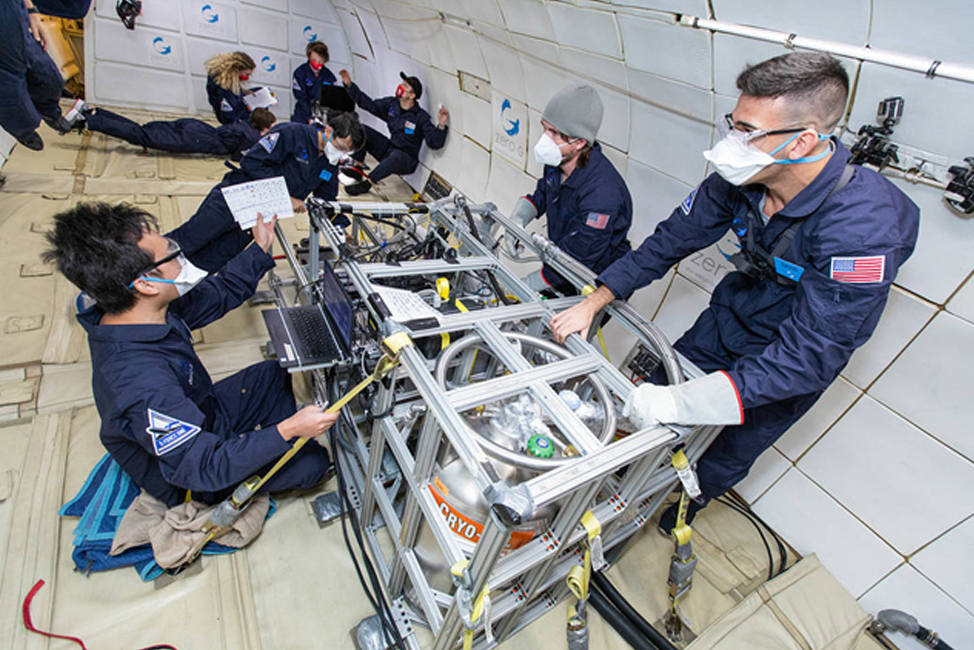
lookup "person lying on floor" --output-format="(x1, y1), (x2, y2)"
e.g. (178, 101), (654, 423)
(166, 111), (365, 273)
(42, 202), (337, 508)
(67, 102), (277, 161)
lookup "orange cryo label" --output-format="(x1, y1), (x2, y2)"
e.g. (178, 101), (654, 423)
(428, 483), (534, 549)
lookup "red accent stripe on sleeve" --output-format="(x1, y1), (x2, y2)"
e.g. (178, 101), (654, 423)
(718, 370), (745, 425)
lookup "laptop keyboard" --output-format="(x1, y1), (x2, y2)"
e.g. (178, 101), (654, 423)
(288, 306), (340, 362)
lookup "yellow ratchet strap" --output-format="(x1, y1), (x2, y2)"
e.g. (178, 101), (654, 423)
(451, 561), (491, 650)
(566, 511), (603, 629)
(580, 285), (610, 360)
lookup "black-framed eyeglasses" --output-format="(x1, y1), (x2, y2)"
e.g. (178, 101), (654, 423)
(719, 113), (805, 142)
(129, 237), (182, 288)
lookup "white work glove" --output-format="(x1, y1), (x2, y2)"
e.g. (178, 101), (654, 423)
(504, 197), (538, 258)
(623, 372), (744, 428)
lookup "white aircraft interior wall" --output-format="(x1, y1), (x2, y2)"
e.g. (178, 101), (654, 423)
(76, 1), (974, 646)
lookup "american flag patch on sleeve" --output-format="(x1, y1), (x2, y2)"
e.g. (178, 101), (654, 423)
(830, 256), (886, 283)
(586, 212), (610, 230)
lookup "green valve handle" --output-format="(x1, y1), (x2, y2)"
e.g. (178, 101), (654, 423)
(527, 434), (555, 458)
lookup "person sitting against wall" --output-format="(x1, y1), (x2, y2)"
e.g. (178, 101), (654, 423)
(67, 102), (276, 161)
(167, 111), (366, 273)
(205, 51), (256, 126)
(505, 84), (633, 297)
(337, 69), (449, 195)
(291, 41), (336, 125)
(42, 202), (336, 509)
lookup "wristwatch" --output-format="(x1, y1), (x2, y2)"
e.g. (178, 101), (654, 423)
(27, 6), (40, 13)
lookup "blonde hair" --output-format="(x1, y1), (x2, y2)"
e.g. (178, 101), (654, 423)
(205, 52), (256, 95)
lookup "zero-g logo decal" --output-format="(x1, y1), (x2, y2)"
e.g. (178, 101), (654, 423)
(152, 37), (172, 55)
(201, 4), (219, 23)
(146, 409), (201, 456)
(500, 98), (520, 136)
(261, 56), (276, 72)
(428, 479), (534, 549)
(303, 25), (318, 42)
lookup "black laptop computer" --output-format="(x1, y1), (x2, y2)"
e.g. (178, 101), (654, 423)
(320, 84), (355, 113)
(262, 260), (354, 370)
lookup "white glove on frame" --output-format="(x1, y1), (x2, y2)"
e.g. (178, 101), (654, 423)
(623, 371), (744, 428)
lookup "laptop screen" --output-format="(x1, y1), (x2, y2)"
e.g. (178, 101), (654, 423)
(320, 262), (353, 351)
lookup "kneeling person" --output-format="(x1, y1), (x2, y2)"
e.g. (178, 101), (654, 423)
(43, 203), (336, 507)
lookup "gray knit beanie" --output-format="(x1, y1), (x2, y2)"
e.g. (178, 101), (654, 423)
(541, 84), (604, 144)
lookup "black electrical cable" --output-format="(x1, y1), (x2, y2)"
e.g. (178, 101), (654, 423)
(716, 496), (777, 580)
(722, 493), (789, 577)
(588, 588), (661, 650)
(591, 574), (679, 650)
(328, 376), (406, 650)
(459, 201), (512, 305)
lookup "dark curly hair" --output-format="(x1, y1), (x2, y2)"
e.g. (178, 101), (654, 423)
(42, 202), (158, 314)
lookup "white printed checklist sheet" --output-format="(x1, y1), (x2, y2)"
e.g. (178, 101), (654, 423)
(220, 176), (295, 230)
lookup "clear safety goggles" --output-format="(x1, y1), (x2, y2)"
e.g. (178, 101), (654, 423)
(718, 113), (806, 142)
(129, 237), (184, 288)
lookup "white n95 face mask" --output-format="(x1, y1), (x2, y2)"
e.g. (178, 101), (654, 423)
(136, 256), (208, 296)
(533, 133), (567, 167)
(325, 139), (344, 166)
(702, 130), (778, 186)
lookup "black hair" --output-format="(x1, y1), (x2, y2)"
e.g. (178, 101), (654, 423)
(42, 202), (158, 315)
(328, 111), (366, 152)
(736, 52), (850, 131)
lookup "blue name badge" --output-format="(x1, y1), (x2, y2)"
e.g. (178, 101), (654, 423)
(774, 257), (805, 282)
(319, 169), (333, 181)
(404, 127), (415, 135)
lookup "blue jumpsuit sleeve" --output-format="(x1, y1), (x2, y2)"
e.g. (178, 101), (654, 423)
(525, 176), (547, 217)
(597, 174), (735, 299)
(346, 83), (384, 119)
(292, 69), (309, 121)
(123, 375), (292, 494)
(421, 119), (447, 151)
(240, 128), (292, 185)
(169, 244), (275, 330)
(726, 193), (917, 410)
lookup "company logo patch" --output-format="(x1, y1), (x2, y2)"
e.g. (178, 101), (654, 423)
(146, 409), (201, 456)
(201, 3), (219, 23)
(404, 120), (416, 135)
(303, 25), (318, 42)
(500, 98), (520, 136)
(319, 169), (333, 181)
(830, 255), (885, 283)
(219, 98), (233, 113)
(152, 37), (172, 55)
(586, 212), (610, 230)
(680, 188), (697, 215)
(261, 56), (276, 72)
(258, 132), (279, 153)
(293, 78), (301, 91)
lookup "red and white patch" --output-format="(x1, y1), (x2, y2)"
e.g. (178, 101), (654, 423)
(585, 212), (610, 230)
(830, 256), (886, 283)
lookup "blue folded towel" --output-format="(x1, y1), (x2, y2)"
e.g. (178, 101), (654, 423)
(60, 454), (273, 581)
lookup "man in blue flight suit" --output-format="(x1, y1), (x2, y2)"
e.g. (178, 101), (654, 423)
(0, 0), (76, 151)
(505, 84), (632, 296)
(337, 69), (449, 194)
(551, 53), (920, 531)
(42, 202), (337, 508)
(168, 112), (365, 273)
(68, 102), (276, 161)
(291, 41), (337, 124)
